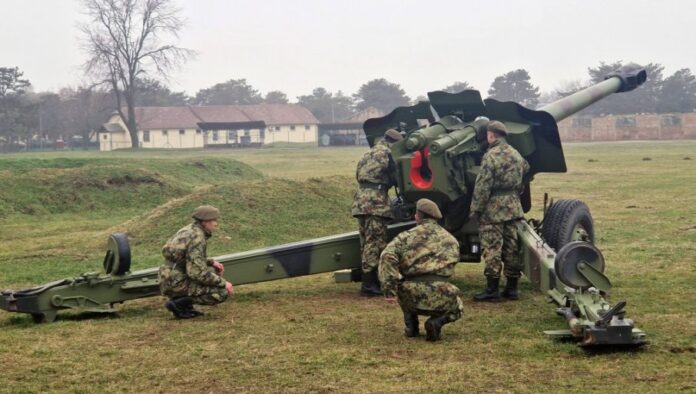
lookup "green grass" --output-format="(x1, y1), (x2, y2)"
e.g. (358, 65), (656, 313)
(0, 142), (695, 393)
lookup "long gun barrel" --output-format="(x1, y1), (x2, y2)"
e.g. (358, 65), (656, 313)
(540, 64), (647, 121)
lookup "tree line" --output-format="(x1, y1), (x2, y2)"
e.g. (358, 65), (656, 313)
(1, 0), (695, 150)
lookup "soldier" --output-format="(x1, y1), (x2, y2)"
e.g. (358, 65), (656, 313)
(470, 121), (530, 302)
(159, 205), (234, 319)
(379, 199), (464, 341)
(351, 129), (403, 296)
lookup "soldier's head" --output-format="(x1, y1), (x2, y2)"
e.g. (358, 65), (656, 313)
(192, 205), (221, 232)
(487, 120), (507, 144)
(415, 198), (442, 223)
(384, 129), (404, 144)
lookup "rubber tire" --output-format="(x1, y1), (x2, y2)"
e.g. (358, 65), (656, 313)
(103, 233), (131, 275)
(541, 199), (594, 251)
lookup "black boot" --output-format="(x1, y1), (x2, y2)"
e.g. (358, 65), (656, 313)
(165, 297), (203, 319)
(424, 315), (453, 341)
(473, 277), (501, 302)
(360, 270), (382, 297)
(403, 312), (419, 337)
(501, 277), (519, 300)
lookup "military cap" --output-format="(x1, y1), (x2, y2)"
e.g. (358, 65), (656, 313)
(384, 129), (404, 142)
(487, 120), (508, 136)
(416, 198), (442, 219)
(192, 205), (220, 221)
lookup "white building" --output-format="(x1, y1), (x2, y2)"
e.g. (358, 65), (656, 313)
(99, 104), (320, 151)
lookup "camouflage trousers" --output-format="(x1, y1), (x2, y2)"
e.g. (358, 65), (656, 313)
(397, 281), (464, 321)
(159, 265), (228, 306)
(480, 220), (522, 279)
(357, 215), (389, 273)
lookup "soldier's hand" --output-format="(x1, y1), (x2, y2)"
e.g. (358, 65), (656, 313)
(225, 281), (234, 295)
(385, 296), (397, 304)
(212, 260), (224, 274)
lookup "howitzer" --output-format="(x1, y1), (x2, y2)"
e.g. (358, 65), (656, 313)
(361, 64), (647, 346)
(1, 66), (647, 347)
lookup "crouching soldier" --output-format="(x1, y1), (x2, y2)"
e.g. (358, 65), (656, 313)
(159, 205), (234, 319)
(378, 199), (464, 341)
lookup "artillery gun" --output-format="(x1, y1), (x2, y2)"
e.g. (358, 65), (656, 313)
(0, 66), (647, 347)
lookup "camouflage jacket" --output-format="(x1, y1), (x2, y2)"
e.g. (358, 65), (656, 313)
(379, 219), (460, 297)
(161, 222), (225, 287)
(351, 140), (396, 218)
(470, 138), (530, 224)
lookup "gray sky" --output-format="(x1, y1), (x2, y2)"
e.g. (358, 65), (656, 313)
(3, 0), (695, 100)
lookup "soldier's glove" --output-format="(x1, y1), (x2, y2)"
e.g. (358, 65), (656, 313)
(225, 281), (234, 295)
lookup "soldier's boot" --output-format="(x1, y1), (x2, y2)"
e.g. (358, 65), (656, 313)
(403, 312), (419, 337)
(424, 315), (454, 342)
(176, 296), (205, 317)
(165, 297), (202, 319)
(360, 270), (382, 297)
(473, 277), (501, 302)
(501, 277), (519, 300)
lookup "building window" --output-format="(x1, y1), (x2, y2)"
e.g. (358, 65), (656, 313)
(244, 129), (250, 137)
(661, 115), (681, 127)
(275, 126), (280, 131)
(103, 134), (108, 140)
(196, 129), (202, 134)
(143, 130), (150, 142)
(162, 130), (168, 136)
(305, 125), (310, 130)
(571, 117), (592, 128)
(615, 116), (636, 128)
(212, 130), (219, 141)
(290, 125), (296, 131)
(179, 129), (185, 135)
(228, 130), (237, 139)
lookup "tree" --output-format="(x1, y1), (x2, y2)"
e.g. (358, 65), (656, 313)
(487, 69), (540, 108)
(264, 90), (289, 104)
(443, 81), (474, 93)
(353, 78), (410, 113)
(193, 79), (263, 105)
(59, 87), (115, 148)
(0, 67), (35, 147)
(297, 88), (354, 123)
(0, 67), (31, 97)
(134, 77), (189, 106)
(81, 0), (192, 148)
(657, 68), (696, 113)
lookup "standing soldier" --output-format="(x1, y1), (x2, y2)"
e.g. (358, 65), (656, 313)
(159, 205), (234, 319)
(379, 199), (464, 341)
(351, 129), (403, 296)
(470, 121), (530, 302)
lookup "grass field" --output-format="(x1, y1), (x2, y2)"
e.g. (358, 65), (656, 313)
(0, 141), (694, 393)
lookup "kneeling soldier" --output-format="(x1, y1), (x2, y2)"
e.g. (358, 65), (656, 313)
(379, 199), (464, 341)
(159, 205), (234, 319)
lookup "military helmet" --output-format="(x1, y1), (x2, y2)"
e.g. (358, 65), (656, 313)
(487, 120), (508, 136)
(192, 205), (220, 221)
(416, 198), (442, 219)
(384, 129), (404, 142)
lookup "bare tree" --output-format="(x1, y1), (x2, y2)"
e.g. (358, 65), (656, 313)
(81, 0), (192, 148)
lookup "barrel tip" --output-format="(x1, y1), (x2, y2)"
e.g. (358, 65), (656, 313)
(605, 64), (647, 93)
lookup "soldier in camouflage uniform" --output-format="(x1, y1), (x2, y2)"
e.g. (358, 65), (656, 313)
(379, 199), (464, 341)
(159, 205), (234, 319)
(470, 121), (530, 302)
(351, 129), (403, 296)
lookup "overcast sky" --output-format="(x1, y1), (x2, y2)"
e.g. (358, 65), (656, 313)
(3, 0), (695, 100)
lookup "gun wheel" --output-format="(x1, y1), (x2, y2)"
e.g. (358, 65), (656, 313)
(554, 241), (605, 290)
(103, 233), (131, 275)
(541, 199), (594, 251)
